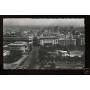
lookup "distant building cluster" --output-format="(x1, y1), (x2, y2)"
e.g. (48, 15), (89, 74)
(38, 29), (85, 46)
(3, 26), (85, 50)
(39, 30), (77, 46)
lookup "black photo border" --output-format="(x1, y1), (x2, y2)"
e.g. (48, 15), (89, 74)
(0, 15), (90, 75)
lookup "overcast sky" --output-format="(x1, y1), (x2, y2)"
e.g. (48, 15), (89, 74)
(3, 18), (84, 27)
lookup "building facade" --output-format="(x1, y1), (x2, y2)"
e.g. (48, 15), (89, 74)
(39, 30), (76, 46)
(8, 41), (28, 53)
(39, 31), (59, 45)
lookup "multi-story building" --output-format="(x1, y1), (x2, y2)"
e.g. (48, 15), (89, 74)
(40, 37), (58, 45)
(39, 30), (77, 46)
(28, 34), (33, 44)
(8, 41), (28, 53)
(39, 31), (59, 45)
(75, 33), (85, 46)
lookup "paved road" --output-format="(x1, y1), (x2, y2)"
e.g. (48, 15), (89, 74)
(17, 46), (39, 69)
(3, 55), (28, 69)
(17, 52), (32, 69)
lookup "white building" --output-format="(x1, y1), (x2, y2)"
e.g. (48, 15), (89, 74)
(28, 35), (33, 44)
(39, 30), (76, 46)
(40, 38), (58, 45)
(8, 41), (28, 53)
(39, 31), (59, 45)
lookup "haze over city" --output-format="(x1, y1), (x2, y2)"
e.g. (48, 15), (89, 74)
(3, 18), (84, 27)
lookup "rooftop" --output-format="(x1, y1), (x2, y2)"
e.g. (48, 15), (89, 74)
(8, 43), (25, 46)
(8, 42), (27, 46)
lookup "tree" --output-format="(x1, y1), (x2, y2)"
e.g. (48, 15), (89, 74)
(39, 48), (47, 60)
(10, 50), (23, 57)
(4, 50), (23, 63)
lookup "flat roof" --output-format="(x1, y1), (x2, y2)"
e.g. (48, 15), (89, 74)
(8, 41), (27, 46)
(40, 37), (58, 39)
(8, 43), (26, 46)
(14, 41), (27, 44)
